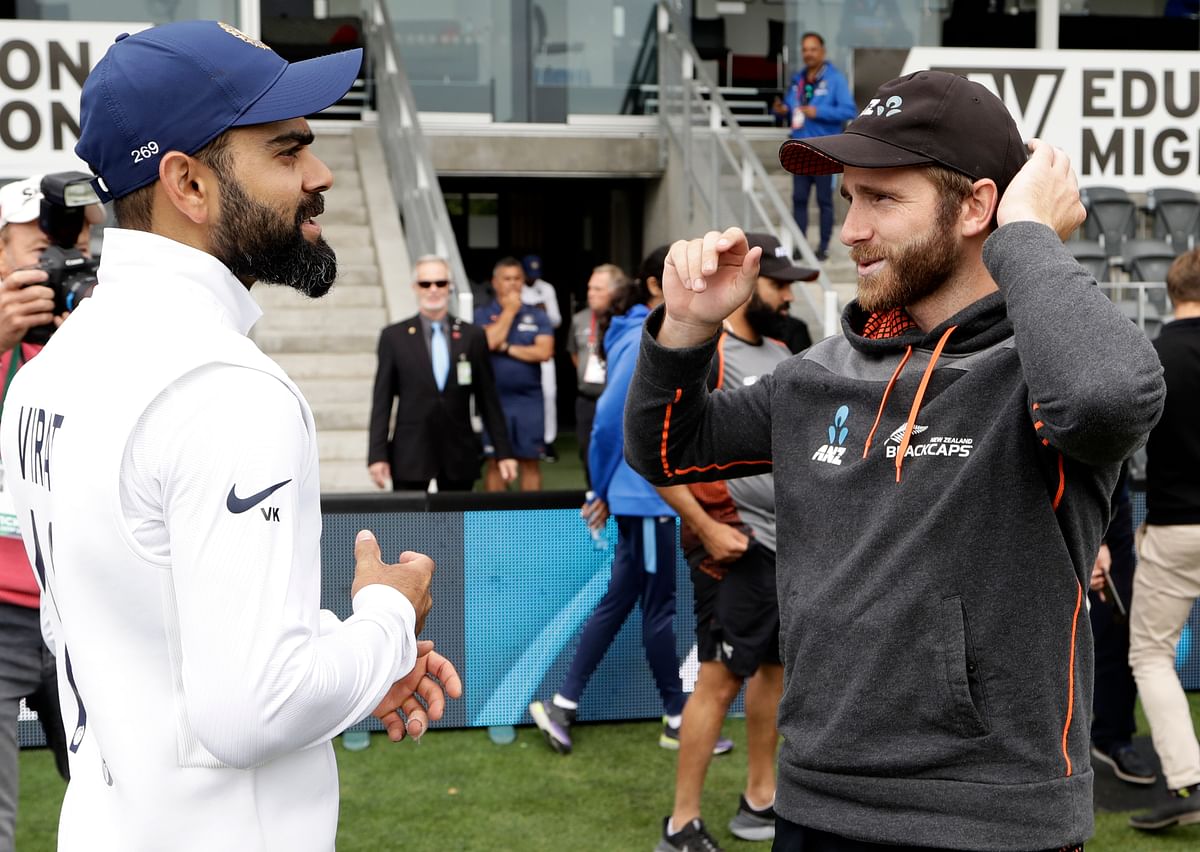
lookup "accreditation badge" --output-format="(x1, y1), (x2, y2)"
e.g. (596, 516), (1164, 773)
(583, 352), (606, 385)
(0, 461), (21, 540)
(456, 358), (473, 387)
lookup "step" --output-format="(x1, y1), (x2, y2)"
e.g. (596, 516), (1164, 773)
(329, 169), (361, 191)
(318, 224), (373, 247)
(255, 306), (388, 330)
(317, 428), (369, 462)
(254, 284), (383, 308)
(328, 244), (378, 267)
(292, 376), (375, 405)
(312, 402), (372, 431)
(273, 352), (379, 379)
(319, 458), (377, 494)
(253, 330), (381, 353)
(333, 265), (382, 288)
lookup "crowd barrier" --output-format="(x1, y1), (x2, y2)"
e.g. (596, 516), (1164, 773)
(18, 489), (1200, 748)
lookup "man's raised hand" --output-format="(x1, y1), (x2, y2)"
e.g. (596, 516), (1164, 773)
(658, 228), (762, 348)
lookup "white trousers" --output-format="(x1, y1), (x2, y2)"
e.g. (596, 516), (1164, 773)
(1129, 522), (1200, 790)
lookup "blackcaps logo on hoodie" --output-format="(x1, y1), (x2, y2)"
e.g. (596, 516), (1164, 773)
(812, 405), (850, 466)
(884, 422), (974, 459)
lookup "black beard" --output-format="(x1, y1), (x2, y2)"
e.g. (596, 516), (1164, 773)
(744, 303), (782, 338)
(210, 179), (337, 298)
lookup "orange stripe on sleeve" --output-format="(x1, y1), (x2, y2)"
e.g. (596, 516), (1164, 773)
(660, 388), (683, 478)
(1061, 581), (1083, 777)
(674, 459), (772, 475)
(1033, 420), (1044, 430)
(1052, 453), (1065, 511)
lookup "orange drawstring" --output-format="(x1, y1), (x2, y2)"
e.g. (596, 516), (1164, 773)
(862, 346), (913, 459)
(894, 325), (957, 483)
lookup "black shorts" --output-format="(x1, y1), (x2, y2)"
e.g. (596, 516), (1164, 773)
(692, 542), (780, 678)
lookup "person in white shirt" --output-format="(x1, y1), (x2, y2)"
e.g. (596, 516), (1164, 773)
(0, 21), (460, 852)
(520, 254), (562, 459)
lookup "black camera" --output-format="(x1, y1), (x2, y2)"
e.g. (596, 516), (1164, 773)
(23, 172), (102, 346)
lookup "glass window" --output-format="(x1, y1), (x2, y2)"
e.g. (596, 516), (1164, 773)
(11, 0), (238, 23)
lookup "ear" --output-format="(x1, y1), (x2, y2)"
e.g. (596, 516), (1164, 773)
(157, 151), (218, 226)
(962, 179), (999, 238)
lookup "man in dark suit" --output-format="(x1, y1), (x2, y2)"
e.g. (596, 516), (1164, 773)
(368, 255), (517, 491)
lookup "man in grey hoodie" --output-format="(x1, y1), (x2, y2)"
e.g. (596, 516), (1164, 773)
(623, 70), (1165, 851)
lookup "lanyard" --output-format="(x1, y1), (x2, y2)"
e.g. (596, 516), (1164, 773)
(0, 345), (25, 423)
(587, 310), (597, 347)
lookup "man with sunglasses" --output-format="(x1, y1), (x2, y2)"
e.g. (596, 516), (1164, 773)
(369, 255), (516, 491)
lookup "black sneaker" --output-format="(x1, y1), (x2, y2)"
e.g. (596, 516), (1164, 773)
(529, 699), (575, 755)
(815, 248), (829, 262)
(1130, 783), (1200, 831)
(655, 817), (724, 852)
(542, 442), (559, 463)
(1091, 742), (1157, 785)
(728, 794), (775, 841)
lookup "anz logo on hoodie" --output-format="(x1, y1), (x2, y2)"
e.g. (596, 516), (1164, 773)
(812, 405), (850, 466)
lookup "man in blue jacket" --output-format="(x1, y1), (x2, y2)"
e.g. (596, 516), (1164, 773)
(778, 32), (857, 261)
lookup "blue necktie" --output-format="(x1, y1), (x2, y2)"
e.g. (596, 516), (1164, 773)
(431, 321), (450, 391)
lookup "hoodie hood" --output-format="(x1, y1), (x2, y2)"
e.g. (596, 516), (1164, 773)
(604, 303), (651, 357)
(843, 291), (1012, 355)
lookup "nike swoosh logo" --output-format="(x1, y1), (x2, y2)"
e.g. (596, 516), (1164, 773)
(226, 479), (292, 514)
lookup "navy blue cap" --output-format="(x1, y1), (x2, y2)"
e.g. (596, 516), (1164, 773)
(522, 254), (542, 280)
(75, 20), (362, 201)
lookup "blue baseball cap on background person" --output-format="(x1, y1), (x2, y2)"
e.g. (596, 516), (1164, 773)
(522, 254), (542, 281)
(75, 20), (362, 202)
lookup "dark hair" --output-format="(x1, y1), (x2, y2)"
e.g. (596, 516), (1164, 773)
(493, 256), (523, 276)
(1167, 249), (1200, 305)
(801, 32), (825, 46)
(113, 132), (233, 231)
(598, 246), (670, 358)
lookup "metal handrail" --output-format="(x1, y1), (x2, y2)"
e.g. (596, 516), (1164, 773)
(362, 0), (472, 317)
(656, 1), (839, 337)
(1096, 281), (1171, 335)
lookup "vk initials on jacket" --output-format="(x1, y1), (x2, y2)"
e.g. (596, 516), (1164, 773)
(0, 229), (417, 851)
(624, 222), (1165, 849)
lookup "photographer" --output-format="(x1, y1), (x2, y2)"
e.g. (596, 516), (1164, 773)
(0, 173), (102, 852)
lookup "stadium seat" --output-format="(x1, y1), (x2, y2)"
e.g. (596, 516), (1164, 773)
(1081, 186), (1137, 261)
(1069, 239), (1110, 282)
(1124, 238), (1178, 282)
(1146, 187), (1200, 252)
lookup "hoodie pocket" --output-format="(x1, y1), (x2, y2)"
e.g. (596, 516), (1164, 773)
(939, 596), (991, 738)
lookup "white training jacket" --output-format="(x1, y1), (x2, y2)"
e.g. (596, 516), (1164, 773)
(0, 229), (417, 851)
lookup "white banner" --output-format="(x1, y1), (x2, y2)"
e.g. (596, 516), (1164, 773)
(900, 47), (1200, 194)
(1, 20), (150, 179)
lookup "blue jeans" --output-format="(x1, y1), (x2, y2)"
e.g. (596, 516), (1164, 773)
(559, 515), (685, 717)
(792, 173), (834, 252)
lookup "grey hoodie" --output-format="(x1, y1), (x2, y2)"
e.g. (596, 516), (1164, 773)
(624, 222), (1165, 849)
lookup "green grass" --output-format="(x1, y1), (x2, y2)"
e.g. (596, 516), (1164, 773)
(18, 696), (1200, 850)
(15, 432), (1200, 849)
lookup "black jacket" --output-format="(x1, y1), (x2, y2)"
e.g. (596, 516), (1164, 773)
(368, 315), (512, 484)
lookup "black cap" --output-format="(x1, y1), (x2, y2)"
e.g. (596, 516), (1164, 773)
(747, 233), (819, 282)
(779, 70), (1028, 198)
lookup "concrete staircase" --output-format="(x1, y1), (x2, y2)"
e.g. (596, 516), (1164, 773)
(744, 128), (858, 338)
(250, 128), (389, 494)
